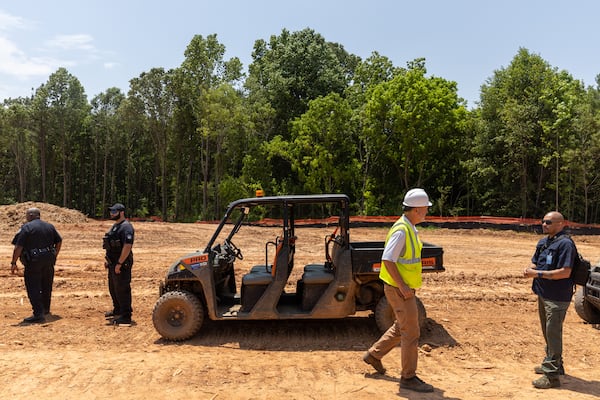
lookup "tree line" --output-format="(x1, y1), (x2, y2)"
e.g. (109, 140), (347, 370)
(1, 29), (599, 223)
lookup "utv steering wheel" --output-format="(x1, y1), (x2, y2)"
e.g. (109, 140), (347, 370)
(224, 239), (244, 260)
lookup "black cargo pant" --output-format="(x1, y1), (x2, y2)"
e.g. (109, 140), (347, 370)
(107, 262), (132, 318)
(24, 258), (55, 317)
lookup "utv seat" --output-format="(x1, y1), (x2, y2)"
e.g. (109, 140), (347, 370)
(302, 231), (343, 275)
(299, 265), (334, 311)
(249, 238), (283, 275)
(240, 239), (284, 311)
(299, 232), (341, 310)
(304, 263), (335, 273)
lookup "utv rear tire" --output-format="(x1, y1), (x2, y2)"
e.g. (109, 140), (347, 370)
(153, 290), (204, 341)
(574, 286), (600, 324)
(375, 295), (426, 333)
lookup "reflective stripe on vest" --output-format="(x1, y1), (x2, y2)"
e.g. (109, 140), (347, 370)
(379, 215), (423, 289)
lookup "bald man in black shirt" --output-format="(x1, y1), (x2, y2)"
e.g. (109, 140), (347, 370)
(11, 207), (62, 324)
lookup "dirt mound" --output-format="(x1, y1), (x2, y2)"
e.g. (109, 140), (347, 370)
(0, 202), (88, 228)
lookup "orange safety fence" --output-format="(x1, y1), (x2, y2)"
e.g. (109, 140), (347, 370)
(252, 215), (600, 235)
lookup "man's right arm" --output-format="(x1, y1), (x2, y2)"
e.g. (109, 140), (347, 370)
(382, 259), (414, 299)
(10, 245), (23, 274)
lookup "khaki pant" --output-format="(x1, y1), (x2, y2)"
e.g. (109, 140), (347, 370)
(368, 283), (419, 379)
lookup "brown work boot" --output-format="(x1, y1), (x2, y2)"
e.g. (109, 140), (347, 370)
(532, 375), (560, 389)
(400, 376), (434, 393)
(362, 352), (386, 374)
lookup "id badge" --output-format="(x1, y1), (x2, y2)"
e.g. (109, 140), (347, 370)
(546, 253), (553, 265)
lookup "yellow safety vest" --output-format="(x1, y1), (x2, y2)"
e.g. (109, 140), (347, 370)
(379, 216), (423, 289)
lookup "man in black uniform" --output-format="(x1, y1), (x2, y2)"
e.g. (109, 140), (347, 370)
(10, 207), (62, 324)
(103, 203), (135, 325)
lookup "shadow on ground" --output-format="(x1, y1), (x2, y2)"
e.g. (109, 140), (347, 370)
(154, 316), (458, 352)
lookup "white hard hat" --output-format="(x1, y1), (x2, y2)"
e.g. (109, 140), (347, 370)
(402, 188), (432, 207)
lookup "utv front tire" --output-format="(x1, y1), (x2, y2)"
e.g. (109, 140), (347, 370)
(375, 295), (427, 333)
(574, 286), (600, 324)
(153, 290), (204, 341)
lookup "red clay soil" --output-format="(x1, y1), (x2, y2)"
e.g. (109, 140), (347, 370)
(1, 203), (600, 399)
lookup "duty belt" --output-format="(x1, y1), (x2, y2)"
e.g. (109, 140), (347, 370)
(29, 246), (54, 256)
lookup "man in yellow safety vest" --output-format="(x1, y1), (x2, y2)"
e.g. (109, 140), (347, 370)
(363, 188), (434, 393)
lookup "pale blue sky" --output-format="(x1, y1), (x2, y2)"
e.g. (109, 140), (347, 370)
(0, 1), (598, 108)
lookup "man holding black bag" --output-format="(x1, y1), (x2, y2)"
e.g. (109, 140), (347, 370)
(103, 203), (135, 326)
(10, 207), (62, 324)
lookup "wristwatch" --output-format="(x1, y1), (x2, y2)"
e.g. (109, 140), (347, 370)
(537, 271), (543, 278)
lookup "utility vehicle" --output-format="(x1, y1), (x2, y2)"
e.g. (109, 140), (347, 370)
(574, 265), (600, 324)
(152, 194), (444, 341)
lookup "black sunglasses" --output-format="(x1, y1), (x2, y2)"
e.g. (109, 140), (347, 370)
(541, 219), (554, 225)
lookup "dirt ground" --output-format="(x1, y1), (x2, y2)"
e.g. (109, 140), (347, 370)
(1, 204), (599, 399)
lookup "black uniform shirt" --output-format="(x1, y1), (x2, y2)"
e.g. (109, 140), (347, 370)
(105, 220), (135, 263)
(12, 219), (62, 250)
(12, 219), (62, 265)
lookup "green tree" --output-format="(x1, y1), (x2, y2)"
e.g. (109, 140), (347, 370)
(0, 98), (35, 202)
(173, 34), (243, 219)
(200, 84), (251, 217)
(362, 59), (466, 213)
(345, 51), (399, 108)
(285, 93), (360, 196)
(31, 85), (53, 202)
(38, 68), (89, 207)
(128, 68), (176, 218)
(90, 88), (126, 216)
(345, 52), (401, 211)
(245, 28), (358, 195)
(246, 28), (354, 139)
(117, 96), (156, 217)
(559, 79), (600, 222)
(474, 48), (590, 218)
